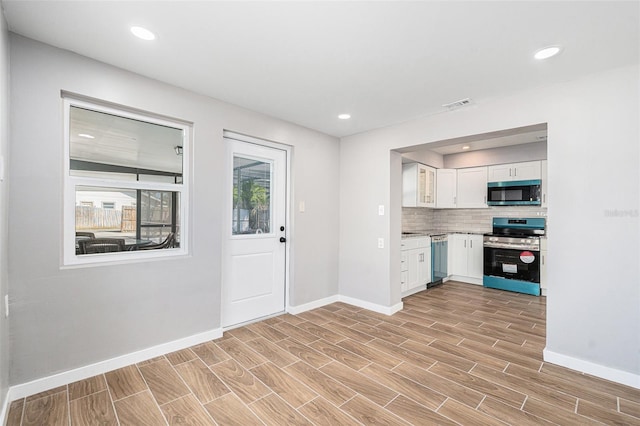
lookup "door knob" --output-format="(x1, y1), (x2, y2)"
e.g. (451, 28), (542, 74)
(279, 237), (286, 243)
(280, 226), (285, 231)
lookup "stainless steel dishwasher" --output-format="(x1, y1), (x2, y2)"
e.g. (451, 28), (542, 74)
(430, 234), (448, 287)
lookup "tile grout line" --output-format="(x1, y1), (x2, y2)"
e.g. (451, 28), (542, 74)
(66, 384), (71, 426)
(103, 373), (122, 426)
(133, 362), (170, 426)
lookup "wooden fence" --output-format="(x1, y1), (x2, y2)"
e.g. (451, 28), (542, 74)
(75, 206), (137, 231)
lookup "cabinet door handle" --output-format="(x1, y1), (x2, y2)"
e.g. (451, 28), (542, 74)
(514, 168), (517, 177)
(464, 240), (466, 248)
(470, 240), (473, 249)
(509, 168), (512, 177)
(484, 195), (487, 204)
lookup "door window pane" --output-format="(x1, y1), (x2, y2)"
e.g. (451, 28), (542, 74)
(232, 156), (272, 235)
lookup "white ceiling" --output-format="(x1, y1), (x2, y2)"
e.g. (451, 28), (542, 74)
(2, 1), (639, 138)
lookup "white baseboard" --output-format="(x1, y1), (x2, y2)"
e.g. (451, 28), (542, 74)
(338, 295), (403, 316)
(288, 295), (339, 315)
(543, 348), (640, 390)
(8, 327), (223, 401)
(401, 285), (426, 299)
(1, 388), (11, 426)
(450, 275), (482, 285)
(289, 293), (403, 317)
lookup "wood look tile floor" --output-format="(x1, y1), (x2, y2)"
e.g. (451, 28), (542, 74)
(7, 281), (640, 425)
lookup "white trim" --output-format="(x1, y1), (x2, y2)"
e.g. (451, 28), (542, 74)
(1, 389), (12, 426)
(7, 328), (222, 401)
(450, 275), (482, 286)
(288, 294), (404, 316)
(288, 295), (339, 315)
(401, 285), (426, 299)
(338, 295), (403, 316)
(543, 348), (640, 390)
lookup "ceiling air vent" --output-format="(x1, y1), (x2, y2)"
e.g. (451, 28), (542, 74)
(442, 98), (473, 111)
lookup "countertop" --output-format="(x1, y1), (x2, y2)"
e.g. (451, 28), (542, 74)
(401, 230), (485, 239)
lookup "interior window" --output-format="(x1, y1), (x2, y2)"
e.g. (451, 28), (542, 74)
(64, 99), (189, 264)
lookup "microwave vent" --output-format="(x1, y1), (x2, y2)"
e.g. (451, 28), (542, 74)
(442, 98), (473, 110)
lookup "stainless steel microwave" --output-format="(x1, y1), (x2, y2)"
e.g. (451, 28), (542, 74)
(487, 180), (542, 206)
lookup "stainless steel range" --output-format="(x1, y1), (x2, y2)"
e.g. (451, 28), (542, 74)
(483, 217), (545, 296)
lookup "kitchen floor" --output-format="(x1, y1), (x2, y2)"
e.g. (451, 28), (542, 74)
(7, 281), (640, 425)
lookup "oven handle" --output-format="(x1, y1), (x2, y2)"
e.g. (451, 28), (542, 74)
(483, 243), (540, 251)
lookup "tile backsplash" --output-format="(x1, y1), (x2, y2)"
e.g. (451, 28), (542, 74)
(402, 206), (547, 234)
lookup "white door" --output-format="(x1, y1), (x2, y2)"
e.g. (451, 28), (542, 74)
(223, 136), (288, 328)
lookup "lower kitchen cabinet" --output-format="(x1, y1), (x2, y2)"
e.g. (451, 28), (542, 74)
(449, 233), (483, 285)
(401, 237), (431, 295)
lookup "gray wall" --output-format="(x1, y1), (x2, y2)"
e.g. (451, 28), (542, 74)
(0, 6), (10, 406)
(340, 65), (639, 378)
(8, 35), (340, 385)
(443, 141), (547, 169)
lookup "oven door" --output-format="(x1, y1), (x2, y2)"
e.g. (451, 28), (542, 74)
(483, 246), (540, 283)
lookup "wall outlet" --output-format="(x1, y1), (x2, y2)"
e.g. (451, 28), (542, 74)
(299, 201), (305, 213)
(377, 238), (384, 249)
(378, 205), (385, 216)
(4, 294), (8, 318)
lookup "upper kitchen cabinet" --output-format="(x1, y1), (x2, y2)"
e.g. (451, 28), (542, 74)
(488, 160), (541, 182)
(403, 163), (436, 208)
(457, 166), (488, 208)
(436, 169), (457, 208)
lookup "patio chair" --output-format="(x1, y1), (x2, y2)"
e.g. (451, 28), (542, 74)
(75, 231), (96, 239)
(138, 232), (176, 250)
(78, 238), (125, 254)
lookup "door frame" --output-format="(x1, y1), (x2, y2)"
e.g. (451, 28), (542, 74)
(222, 130), (292, 329)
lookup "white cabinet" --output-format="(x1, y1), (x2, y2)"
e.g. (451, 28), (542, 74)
(449, 233), (483, 284)
(456, 167), (488, 208)
(436, 169), (456, 208)
(541, 160), (548, 207)
(488, 161), (541, 182)
(403, 163), (436, 208)
(540, 237), (548, 295)
(401, 237), (431, 295)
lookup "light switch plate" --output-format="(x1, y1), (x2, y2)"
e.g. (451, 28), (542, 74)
(378, 205), (384, 216)
(299, 201), (305, 213)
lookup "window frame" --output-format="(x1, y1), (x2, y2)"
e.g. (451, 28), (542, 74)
(62, 97), (191, 266)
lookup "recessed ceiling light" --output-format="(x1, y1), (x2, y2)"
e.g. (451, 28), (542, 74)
(78, 133), (95, 139)
(338, 114), (351, 120)
(462, 145), (470, 150)
(534, 46), (561, 60)
(131, 26), (156, 41)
